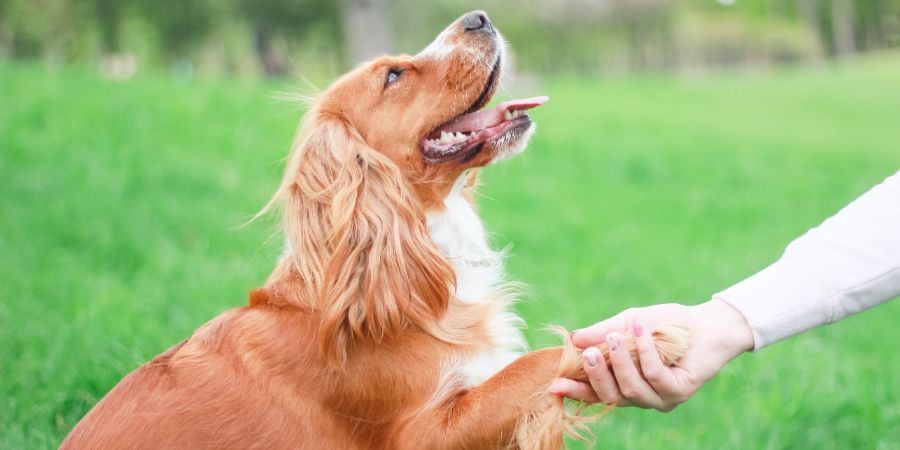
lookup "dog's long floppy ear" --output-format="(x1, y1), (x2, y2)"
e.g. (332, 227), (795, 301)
(276, 112), (455, 364)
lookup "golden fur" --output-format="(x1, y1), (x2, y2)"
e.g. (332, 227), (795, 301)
(62, 12), (689, 450)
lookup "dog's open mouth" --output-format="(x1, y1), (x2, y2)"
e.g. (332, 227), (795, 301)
(421, 96), (549, 162)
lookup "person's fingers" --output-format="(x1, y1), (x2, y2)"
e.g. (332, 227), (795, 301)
(581, 346), (627, 406)
(606, 332), (663, 409)
(570, 312), (631, 348)
(549, 378), (600, 403)
(632, 323), (678, 393)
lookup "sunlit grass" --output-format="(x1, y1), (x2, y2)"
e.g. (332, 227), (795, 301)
(2, 56), (899, 449)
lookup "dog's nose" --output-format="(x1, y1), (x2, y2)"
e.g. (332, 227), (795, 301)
(461, 11), (492, 33)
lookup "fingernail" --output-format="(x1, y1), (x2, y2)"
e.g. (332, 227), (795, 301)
(583, 348), (598, 367)
(633, 322), (644, 338)
(607, 333), (620, 352)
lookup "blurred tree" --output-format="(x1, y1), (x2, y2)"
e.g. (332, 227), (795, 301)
(92, 0), (125, 53)
(856, 0), (900, 49)
(341, 0), (393, 64)
(613, 0), (677, 72)
(1, 0), (899, 77)
(831, 0), (856, 56)
(0, 0), (9, 57)
(0, 0), (92, 61)
(235, 0), (339, 75)
(796, 0), (822, 41)
(135, 0), (212, 61)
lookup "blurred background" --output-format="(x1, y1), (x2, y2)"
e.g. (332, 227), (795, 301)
(2, 1), (900, 449)
(2, 0), (900, 78)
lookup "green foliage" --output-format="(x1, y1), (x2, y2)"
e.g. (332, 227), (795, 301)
(1, 0), (899, 76)
(236, 0), (341, 74)
(0, 0), (96, 60)
(92, 0), (124, 52)
(236, 0), (338, 37)
(2, 55), (900, 448)
(133, 0), (213, 58)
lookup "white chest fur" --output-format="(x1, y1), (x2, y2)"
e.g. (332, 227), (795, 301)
(427, 174), (526, 386)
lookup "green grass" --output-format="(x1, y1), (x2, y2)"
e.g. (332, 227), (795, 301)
(2, 57), (899, 449)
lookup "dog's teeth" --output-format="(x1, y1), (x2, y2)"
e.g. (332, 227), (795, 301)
(430, 130), (476, 149)
(504, 110), (512, 121)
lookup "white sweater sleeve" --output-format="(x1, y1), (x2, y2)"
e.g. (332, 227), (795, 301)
(713, 171), (900, 350)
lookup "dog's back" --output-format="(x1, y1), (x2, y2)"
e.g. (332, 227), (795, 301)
(61, 291), (481, 450)
(61, 304), (366, 450)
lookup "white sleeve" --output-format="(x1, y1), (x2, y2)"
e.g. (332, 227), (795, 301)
(713, 170), (900, 350)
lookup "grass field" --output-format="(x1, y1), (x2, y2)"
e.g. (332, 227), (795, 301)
(2, 56), (900, 449)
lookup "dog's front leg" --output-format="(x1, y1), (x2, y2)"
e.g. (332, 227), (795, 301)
(391, 347), (566, 450)
(390, 324), (691, 450)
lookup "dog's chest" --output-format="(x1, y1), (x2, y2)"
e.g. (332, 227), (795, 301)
(427, 179), (526, 386)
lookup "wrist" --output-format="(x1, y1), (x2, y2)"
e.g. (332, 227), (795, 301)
(698, 299), (755, 358)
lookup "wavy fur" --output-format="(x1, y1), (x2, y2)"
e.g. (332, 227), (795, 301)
(62, 12), (692, 450)
(270, 111), (455, 364)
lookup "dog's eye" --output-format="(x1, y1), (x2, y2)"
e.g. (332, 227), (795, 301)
(386, 68), (404, 86)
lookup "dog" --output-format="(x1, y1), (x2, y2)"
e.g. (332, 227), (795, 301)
(62, 11), (689, 450)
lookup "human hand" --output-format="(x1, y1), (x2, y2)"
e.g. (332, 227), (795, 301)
(549, 299), (754, 411)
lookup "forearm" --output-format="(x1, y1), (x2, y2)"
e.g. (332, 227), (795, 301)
(715, 170), (900, 350)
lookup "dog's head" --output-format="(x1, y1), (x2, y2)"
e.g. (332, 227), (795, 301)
(270, 12), (545, 362)
(313, 10), (546, 205)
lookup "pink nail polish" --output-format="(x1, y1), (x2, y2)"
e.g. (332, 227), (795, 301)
(633, 323), (644, 338)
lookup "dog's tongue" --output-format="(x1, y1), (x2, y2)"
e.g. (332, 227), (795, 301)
(440, 96), (549, 133)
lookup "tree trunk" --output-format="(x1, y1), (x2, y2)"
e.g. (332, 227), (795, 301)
(254, 25), (286, 76)
(831, 0), (856, 57)
(341, 0), (393, 65)
(797, 0), (825, 60)
(797, 0), (820, 31)
(94, 0), (122, 53)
